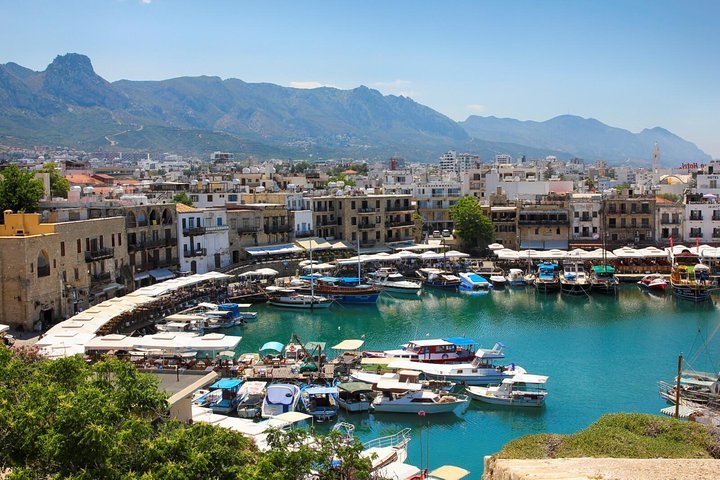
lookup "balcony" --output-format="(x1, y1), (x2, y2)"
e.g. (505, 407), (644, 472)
(358, 223), (378, 230)
(385, 221), (414, 228)
(360, 240), (376, 248)
(317, 219), (338, 227)
(295, 230), (315, 238)
(128, 238), (175, 252)
(183, 226), (206, 236)
(184, 248), (207, 258)
(580, 215), (591, 222)
(385, 204), (413, 212)
(85, 247), (115, 262)
(237, 225), (260, 234)
(91, 272), (112, 284)
(264, 224), (292, 234)
(205, 225), (229, 233)
(689, 215), (703, 221)
(358, 207), (376, 214)
(661, 218), (681, 224)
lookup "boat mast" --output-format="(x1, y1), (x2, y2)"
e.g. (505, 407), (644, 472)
(310, 240), (315, 309)
(674, 352), (682, 418)
(357, 235), (361, 281)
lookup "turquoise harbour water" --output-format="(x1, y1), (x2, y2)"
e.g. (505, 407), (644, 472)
(226, 286), (720, 475)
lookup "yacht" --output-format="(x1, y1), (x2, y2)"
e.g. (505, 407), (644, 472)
(367, 267), (422, 295)
(466, 373), (548, 407)
(371, 380), (468, 414)
(458, 272), (491, 292)
(638, 274), (668, 292)
(386, 343), (525, 385)
(299, 384), (339, 422)
(372, 337), (478, 364)
(261, 383), (301, 418)
(266, 287), (333, 309)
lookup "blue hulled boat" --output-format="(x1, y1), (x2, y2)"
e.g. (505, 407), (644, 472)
(297, 276), (380, 304)
(193, 378), (244, 414)
(300, 384), (339, 422)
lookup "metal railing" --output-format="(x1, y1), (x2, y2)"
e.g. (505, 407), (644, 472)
(358, 223), (378, 230)
(295, 230), (315, 238)
(358, 207), (376, 213)
(362, 428), (411, 450)
(237, 226), (260, 234)
(384, 221), (413, 228)
(91, 272), (112, 283)
(183, 226), (206, 236)
(184, 248), (207, 258)
(85, 247), (115, 262)
(264, 224), (292, 234)
(385, 204), (413, 212)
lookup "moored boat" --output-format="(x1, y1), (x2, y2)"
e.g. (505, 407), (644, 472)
(236, 381), (267, 418)
(297, 276), (380, 304)
(376, 337), (478, 363)
(559, 261), (591, 296)
(489, 272), (507, 289)
(387, 343), (525, 385)
(336, 381), (376, 412)
(534, 262), (560, 293)
(367, 267), (422, 295)
(266, 287), (333, 309)
(261, 383), (301, 418)
(589, 265), (619, 294)
(416, 268), (461, 290)
(466, 373), (548, 407)
(506, 268), (528, 287)
(193, 378), (244, 414)
(300, 384), (339, 422)
(458, 272), (491, 292)
(638, 274), (668, 292)
(371, 379), (468, 414)
(669, 249), (714, 302)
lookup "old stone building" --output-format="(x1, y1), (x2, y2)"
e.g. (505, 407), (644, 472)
(124, 203), (178, 284)
(0, 211), (129, 330)
(602, 189), (656, 246)
(517, 196), (571, 250)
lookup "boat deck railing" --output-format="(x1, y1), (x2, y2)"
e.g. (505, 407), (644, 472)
(362, 427), (411, 450)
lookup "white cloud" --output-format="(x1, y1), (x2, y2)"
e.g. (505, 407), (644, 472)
(141, 0), (152, 4)
(289, 81), (335, 89)
(466, 104), (487, 113)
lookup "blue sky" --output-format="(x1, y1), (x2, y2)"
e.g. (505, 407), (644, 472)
(2, 0), (719, 158)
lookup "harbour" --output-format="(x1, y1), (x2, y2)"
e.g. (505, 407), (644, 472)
(208, 284), (720, 474)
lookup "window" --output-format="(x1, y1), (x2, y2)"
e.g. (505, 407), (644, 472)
(556, 228), (560, 235)
(574, 227), (579, 233)
(77, 239), (82, 253)
(74, 268), (79, 280)
(574, 211), (579, 218)
(118, 233), (122, 246)
(207, 195), (213, 202)
(37, 251), (50, 278)
(60, 242), (65, 256)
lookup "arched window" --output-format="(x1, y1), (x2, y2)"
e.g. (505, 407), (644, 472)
(126, 211), (137, 228)
(37, 251), (50, 278)
(149, 209), (159, 226)
(161, 208), (173, 225)
(137, 210), (148, 227)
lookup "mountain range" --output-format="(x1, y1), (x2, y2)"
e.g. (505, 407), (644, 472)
(0, 53), (711, 165)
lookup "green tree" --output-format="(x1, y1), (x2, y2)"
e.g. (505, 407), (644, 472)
(173, 192), (193, 207)
(0, 165), (45, 213)
(449, 196), (495, 252)
(543, 166), (556, 180)
(412, 211), (424, 243)
(40, 162), (71, 198)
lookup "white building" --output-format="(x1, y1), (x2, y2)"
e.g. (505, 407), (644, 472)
(293, 209), (313, 238)
(176, 204), (231, 274)
(569, 193), (602, 244)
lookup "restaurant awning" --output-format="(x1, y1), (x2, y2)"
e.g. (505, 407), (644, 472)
(244, 244), (304, 256)
(332, 339), (365, 350)
(149, 268), (175, 281)
(295, 237), (333, 251)
(134, 271), (151, 281)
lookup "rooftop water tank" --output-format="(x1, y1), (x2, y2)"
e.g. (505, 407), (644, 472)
(242, 168), (250, 174)
(256, 186), (266, 193)
(82, 186), (95, 195)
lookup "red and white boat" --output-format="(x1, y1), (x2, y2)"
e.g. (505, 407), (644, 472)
(365, 337), (478, 364)
(638, 274), (668, 292)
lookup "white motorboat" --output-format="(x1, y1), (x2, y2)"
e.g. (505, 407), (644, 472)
(300, 385), (339, 422)
(466, 373), (548, 407)
(560, 261), (591, 296)
(371, 337), (478, 364)
(371, 380), (468, 414)
(638, 274), (668, 292)
(367, 267), (422, 295)
(261, 383), (301, 418)
(336, 381), (376, 412)
(387, 343), (525, 385)
(236, 381), (267, 418)
(267, 287), (333, 309)
(506, 268), (527, 287)
(489, 272), (507, 289)
(458, 272), (491, 292)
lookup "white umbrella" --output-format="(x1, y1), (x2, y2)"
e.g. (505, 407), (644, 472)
(255, 268), (279, 276)
(613, 247), (641, 258)
(444, 250), (470, 258)
(420, 251), (444, 260)
(298, 260), (318, 267)
(488, 243), (505, 251)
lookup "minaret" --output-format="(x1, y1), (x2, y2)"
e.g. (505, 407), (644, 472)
(652, 142), (660, 174)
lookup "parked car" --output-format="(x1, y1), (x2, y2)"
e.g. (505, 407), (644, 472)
(432, 230), (441, 238)
(442, 229), (451, 237)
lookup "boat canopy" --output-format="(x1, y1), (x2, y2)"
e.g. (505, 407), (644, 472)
(239, 381), (267, 395)
(210, 379), (243, 390)
(333, 339), (365, 350)
(375, 380), (423, 391)
(260, 341), (285, 352)
(304, 341), (326, 352)
(304, 386), (339, 395)
(474, 347), (505, 359)
(592, 265), (615, 274)
(443, 337), (477, 347)
(503, 373), (548, 384)
(270, 411), (312, 424)
(337, 382), (374, 393)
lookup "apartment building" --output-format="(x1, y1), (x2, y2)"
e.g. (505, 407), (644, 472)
(309, 194), (415, 248)
(517, 197), (571, 249)
(176, 204), (231, 274)
(413, 181), (462, 234)
(124, 203), (179, 283)
(603, 190), (655, 246)
(656, 197), (684, 245)
(0, 211), (128, 330)
(569, 193), (602, 245)
(226, 203), (292, 258)
(684, 193), (720, 245)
